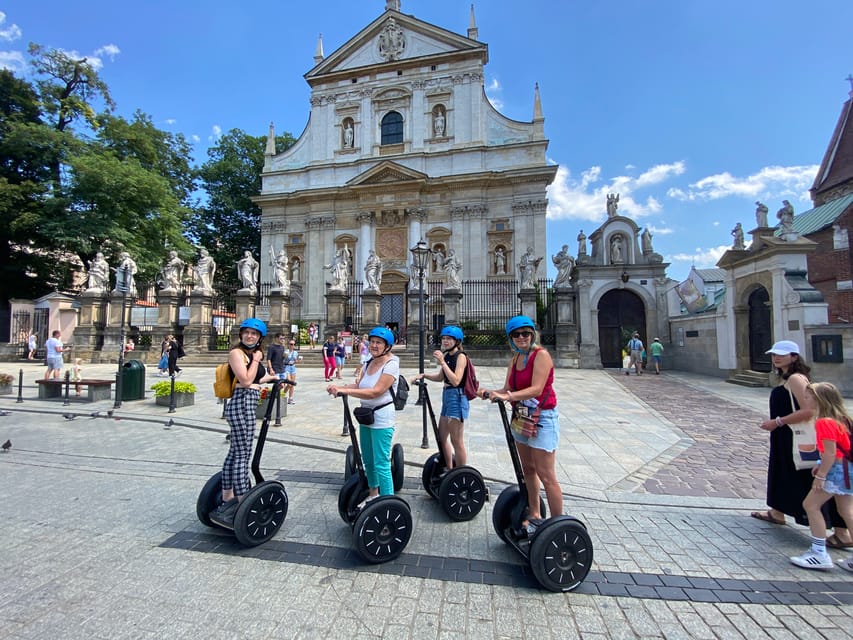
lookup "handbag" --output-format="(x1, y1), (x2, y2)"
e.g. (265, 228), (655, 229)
(510, 403), (541, 439)
(353, 406), (375, 425)
(787, 384), (819, 470)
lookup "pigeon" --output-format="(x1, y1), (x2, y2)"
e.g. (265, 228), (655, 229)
(164, 418), (174, 430)
(62, 413), (76, 421)
(1, 439), (10, 452)
(90, 411), (102, 418)
(0, 410), (10, 417)
(106, 410), (114, 418)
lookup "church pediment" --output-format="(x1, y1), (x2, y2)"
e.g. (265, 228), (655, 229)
(347, 161), (428, 187)
(307, 10), (487, 81)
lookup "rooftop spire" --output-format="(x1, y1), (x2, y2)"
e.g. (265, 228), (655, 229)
(314, 33), (324, 65)
(467, 4), (479, 40)
(265, 122), (276, 156)
(847, 73), (853, 98)
(533, 82), (543, 120)
(386, 0), (400, 11)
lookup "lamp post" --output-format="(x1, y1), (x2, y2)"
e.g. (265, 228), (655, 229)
(410, 240), (432, 449)
(114, 262), (130, 409)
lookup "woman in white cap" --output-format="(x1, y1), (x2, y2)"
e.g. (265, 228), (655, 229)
(751, 340), (852, 547)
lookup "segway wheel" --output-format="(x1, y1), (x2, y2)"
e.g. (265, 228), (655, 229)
(438, 466), (487, 522)
(491, 485), (547, 543)
(529, 517), (593, 592)
(344, 445), (356, 480)
(353, 496), (412, 564)
(196, 471), (225, 529)
(391, 443), (405, 492)
(338, 473), (369, 523)
(233, 481), (288, 547)
(421, 453), (442, 496)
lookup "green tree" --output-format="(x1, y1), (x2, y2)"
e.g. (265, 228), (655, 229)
(191, 128), (295, 289)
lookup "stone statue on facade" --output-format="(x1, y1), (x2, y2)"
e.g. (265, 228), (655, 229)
(577, 230), (587, 257)
(193, 248), (217, 294)
(494, 246), (507, 274)
(378, 18), (406, 62)
(157, 250), (185, 291)
(518, 247), (542, 289)
(755, 201), (769, 228)
(291, 257), (300, 283)
(606, 193), (619, 218)
(552, 245), (575, 289)
(731, 222), (745, 250)
(641, 228), (654, 254)
(343, 122), (354, 149)
(269, 246), (290, 293)
(364, 249), (383, 291)
(776, 200), (795, 234)
(444, 249), (462, 289)
(434, 110), (445, 137)
(325, 244), (351, 291)
(113, 251), (138, 297)
(610, 236), (624, 263)
(432, 245), (445, 273)
(237, 251), (260, 294)
(86, 251), (109, 292)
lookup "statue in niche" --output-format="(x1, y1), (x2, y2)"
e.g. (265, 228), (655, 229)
(364, 249), (383, 291)
(755, 201), (769, 228)
(113, 251), (138, 296)
(433, 109), (445, 137)
(269, 246), (290, 293)
(343, 121), (354, 149)
(291, 257), (300, 283)
(641, 228), (654, 254)
(518, 247), (542, 289)
(86, 252), (109, 292)
(444, 249), (462, 289)
(610, 236), (624, 263)
(731, 222), (745, 250)
(237, 250), (260, 294)
(494, 246), (507, 274)
(325, 244), (351, 291)
(606, 193), (619, 218)
(776, 200), (795, 234)
(157, 250), (185, 291)
(432, 245), (445, 273)
(552, 245), (575, 289)
(193, 248), (217, 294)
(577, 230), (587, 257)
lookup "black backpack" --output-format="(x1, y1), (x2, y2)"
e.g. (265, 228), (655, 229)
(366, 357), (408, 411)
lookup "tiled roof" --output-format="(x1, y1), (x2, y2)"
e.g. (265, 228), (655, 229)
(811, 98), (853, 200)
(790, 192), (853, 236)
(693, 267), (726, 283)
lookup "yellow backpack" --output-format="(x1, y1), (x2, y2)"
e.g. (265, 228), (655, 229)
(213, 352), (248, 399)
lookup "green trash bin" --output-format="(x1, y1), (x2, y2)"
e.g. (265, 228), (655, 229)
(122, 359), (146, 401)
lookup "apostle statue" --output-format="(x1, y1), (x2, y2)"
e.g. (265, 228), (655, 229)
(193, 248), (217, 294)
(157, 250), (185, 291)
(444, 249), (463, 289)
(518, 247), (542, 289)
(731, 222), (745, 250)
(86, 252), (109, 292)
(552, 245), (575, 289)
(236, 251), (260, 294)
(325, 244), (351, 291)
(113, 251), (138, 297)
(494, 246), (507, 275)
(641, 228), (654, 254)
(269, 246), (290, 293)
(577, 230), (587, 258)
(777, 200), (795, 234)
(606, 193), (619, 218)
(755, 201), (769, 228)
(364, 249), (383, 292)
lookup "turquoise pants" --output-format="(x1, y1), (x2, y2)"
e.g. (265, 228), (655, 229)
(359, 425), (394, 496)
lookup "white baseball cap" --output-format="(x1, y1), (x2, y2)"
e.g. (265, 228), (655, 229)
(766, 340), (800, 355)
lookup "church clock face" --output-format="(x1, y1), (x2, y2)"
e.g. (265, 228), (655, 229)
(376, 228), (406, 260)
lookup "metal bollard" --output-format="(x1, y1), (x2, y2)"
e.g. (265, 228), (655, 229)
(168, 374), (176, 413)
(17, 368), (23, 403)
(63, 370), (71, 406)
(221, 397), (227, 419)
(274, 390), (282, 426)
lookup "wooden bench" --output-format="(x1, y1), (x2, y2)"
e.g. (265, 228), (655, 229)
(36, 379), (114, 402)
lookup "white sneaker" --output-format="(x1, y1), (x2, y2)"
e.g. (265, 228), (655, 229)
(838, 557), (853, 573)
(790, 550), (833, 570)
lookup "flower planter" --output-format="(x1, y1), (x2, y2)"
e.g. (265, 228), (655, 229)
(155, 393), (195, 408)
(257, 397), (286, 419)
(0, 384), (12, 395)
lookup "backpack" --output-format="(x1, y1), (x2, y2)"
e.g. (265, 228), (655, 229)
(462, 355), (479, 401)
(391, 374), (409, 410)
(212, 352), (248, 399)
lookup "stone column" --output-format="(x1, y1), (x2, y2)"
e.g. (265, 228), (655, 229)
(361, 290), (382, 327)
(518, 288), (537, 323)
(102, 291), (131, 354)
(75, 290), (110, 352)
(442, 289), (462, 326)
(325, 290), (348, 336)
(553, 289), (579, 368)
(230, 290), (257, 342)
(267, 289), (291, 338)
(183, 291), (214, 353)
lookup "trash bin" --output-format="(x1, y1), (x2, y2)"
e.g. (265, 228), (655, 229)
(122, 359), (146, 401)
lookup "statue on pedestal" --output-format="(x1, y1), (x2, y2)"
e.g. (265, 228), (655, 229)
(552, 245), (575, 289)
(193, 248), (216, 294)
(86, 252), (109, 292)
(518, 247), (542, 289)
(444, 249), (462, 289)
(731, 222), (745, 250)
(755, 201), (769, 227)
(577, 230), (587, 258)
(325, 244), (351, 291)
(113, 251), (138, 297)
(269, 246), (290, 293)
(610, 236), (624, 263)
(641, 228), (654, 254)
(494, 246), (507, 275)
(606, 193), (619, 218)
(777, 200), (795, 234)
(157, 250), (185, 291)
(364, 249), (383, 292)
(237, 251), (259, 294)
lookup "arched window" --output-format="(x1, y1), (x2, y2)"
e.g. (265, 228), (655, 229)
(381, 111), (403, 145)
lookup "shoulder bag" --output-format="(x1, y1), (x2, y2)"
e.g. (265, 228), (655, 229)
(786, 382), (819, 470)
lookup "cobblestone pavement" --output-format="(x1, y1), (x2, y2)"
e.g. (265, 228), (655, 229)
(1, 360), (851, 639)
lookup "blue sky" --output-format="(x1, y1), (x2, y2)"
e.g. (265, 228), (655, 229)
(2, 0), (851, 283)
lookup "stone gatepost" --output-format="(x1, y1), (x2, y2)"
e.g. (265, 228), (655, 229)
(325, 290), (348, 336)
(183, 290), (214, 353)
(518, 288), (538, 322)
(101, 291), (131, 356)
(75, 290), (110, 352)
(361, 290), (382, 327)
(267, 289), (291, 339)
(442, 288), (462, 326)
(154, 289), (180, 346)
(553, 288), (580, 368)
(231, 290), (257, 342)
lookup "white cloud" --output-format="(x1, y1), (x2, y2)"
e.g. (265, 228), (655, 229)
(668, 245), (729, 268)
(646, 224), (673, 235)
(0, 50), (25, 72)
(164, 118), (177, 125)
(208, 125), (222, 141)
(0, 12), (21, 42)
(94, 44), (121, 60)
(191, 134), (201, 143)
(485, 76), (503, 110)
(668, 164), (818, 202)
(635, 161), (685, 187)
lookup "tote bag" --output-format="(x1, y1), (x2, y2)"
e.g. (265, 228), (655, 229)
(787, 384), (819, 470)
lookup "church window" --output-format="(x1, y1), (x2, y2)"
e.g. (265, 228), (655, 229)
(381, 111), (403, 145)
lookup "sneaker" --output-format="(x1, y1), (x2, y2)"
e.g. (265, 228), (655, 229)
(525, 518), (545, 536)
(790, 550), (833, 570)
(209, 498), (239, 527)
(287, 399), (295, 405)
(356, 494), (379, 510)
(838, 557), (853, 573)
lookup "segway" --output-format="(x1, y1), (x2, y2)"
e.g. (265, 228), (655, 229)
(344, 426), (405, 493)
(337, 394), (413, 564)
(414, 379), (487, 521)
(485, 392), (593, 592)
(196, 379), (295, 547)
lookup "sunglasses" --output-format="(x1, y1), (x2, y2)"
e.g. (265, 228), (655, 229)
(289, 343), (295, 346)
(510, 330), (533, 339)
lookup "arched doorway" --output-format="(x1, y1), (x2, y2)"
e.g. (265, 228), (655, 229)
(748, 286), (772, 372)
(597, 289), (646, 367)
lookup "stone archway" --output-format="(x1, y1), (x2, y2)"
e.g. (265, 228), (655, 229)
(597, 289), (646, 367)
(748, 286), (772, 372)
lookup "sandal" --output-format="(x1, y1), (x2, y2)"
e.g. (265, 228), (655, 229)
(827, 534), (853, 549)
(750, 511), (786, 525)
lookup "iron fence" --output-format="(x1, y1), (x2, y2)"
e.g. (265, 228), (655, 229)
(210, 284), (237, 350)
(344, 280), (364, 333)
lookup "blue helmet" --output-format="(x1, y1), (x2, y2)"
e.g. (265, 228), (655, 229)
(368, 326), (395, 347)
(440, 325), (464, 342)
(239, 318), (267, 337)
(505, 315), (535, 336)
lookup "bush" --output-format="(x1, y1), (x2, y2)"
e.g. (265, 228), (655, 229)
(150, 380), (197, 397)
(0, 373), (14, 386)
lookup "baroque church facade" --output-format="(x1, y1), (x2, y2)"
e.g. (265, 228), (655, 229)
(255, 1), (556, 334)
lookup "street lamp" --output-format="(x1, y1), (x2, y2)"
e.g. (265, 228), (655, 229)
(410, 239), (432, 449)
(113, 262), (131, 409)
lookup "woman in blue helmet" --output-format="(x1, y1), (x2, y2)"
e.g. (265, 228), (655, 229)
(210, 318), (280, 527)
(479, 315), (563, 533)
(414, 325), (470, 469)
(327, 326), (400, 505)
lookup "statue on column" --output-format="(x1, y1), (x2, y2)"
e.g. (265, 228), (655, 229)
(606, 193), (619, 218)
(494, 246), (507, 274)
(444, 249), (463, 289)
(325, 244), (351, 291)
(551, 245), (575, 289)
(86, 251), (109, 292)
(731, 222), (745, 250)
(193, 248), (217, 294)
(364, 249), (383, 292)
(157, 250), (185, 291)
(269, 246), (290, 293)
(755, 201), (769, 228)
(577, 230), (587, 258)
(776, 200), (795, 234)
(518, 247), (542, 289)
(113, 251), (138, 297)
(236, 250), (260, 294)
(641, 228), (654, 254)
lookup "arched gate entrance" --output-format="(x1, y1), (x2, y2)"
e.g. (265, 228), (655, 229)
(597, 289), (646, 368)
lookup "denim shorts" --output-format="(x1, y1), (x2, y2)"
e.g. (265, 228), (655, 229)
(440, 387), (469, 421)
(283, 364), (297, 376)
(335, 356), (345, 367)
(511, 407), (560, 452)
(46, 357), (63, 371)
(824, 459), (853, 496)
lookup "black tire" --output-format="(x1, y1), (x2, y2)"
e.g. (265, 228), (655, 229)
(391, 443), (405, 492)
(338, 473), (369, 523)
(438, 466), (487, 522)
(196, 472), (225, 529)
(344, 445), (356, 480)
(353, 496), (413, 564)
(233, 481), (288, 547)
(491, 485), (546, 543)
(421, 452), (442, 496)
(529, 517), (593, 592)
